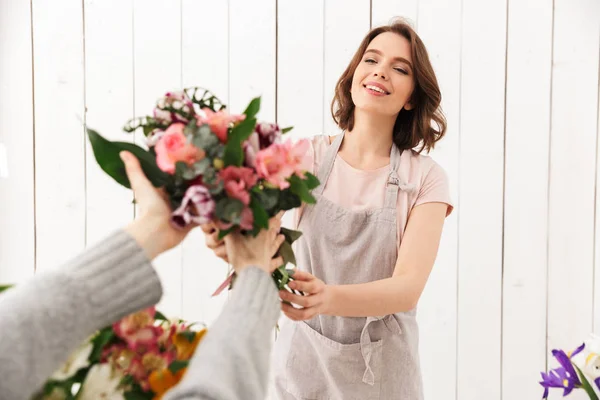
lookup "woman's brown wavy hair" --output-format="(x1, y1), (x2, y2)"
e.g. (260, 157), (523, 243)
(331, 18), (446, 153)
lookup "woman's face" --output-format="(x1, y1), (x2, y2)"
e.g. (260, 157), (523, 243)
(351, 32), (415, 118)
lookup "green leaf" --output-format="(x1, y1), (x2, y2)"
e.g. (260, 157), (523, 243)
(193, 124), (221, 156)
(88, 328), (115, 363)
(154, 310), (167, 321)
(193, 158), (211, 175)
(302, 172), (320, 190)
(86, 128), (170, 189)
(217, 226), (235, 240)
(0, 284), (12, 293)
(243, 97), (261, 120)
(124, 391), (152, 400)
(281, 126), (293, 134)
(278, 240), (296, 266)
(169, 360), (189, 375)
(250, 197), (269, 230)
(223, 117), (256, 167)
(278, 189), (302, 211)
(215, 198), (245, 224)
(252, 187), (279, 212)
(574, 364), (600, 400)
(288, 175), (316, 204)
(280, 227), (302, 244)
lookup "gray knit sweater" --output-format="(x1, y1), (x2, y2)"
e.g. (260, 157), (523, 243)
(0, 230), (280, 400)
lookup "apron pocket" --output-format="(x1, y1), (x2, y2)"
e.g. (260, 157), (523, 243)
(285, 321), (382, 400)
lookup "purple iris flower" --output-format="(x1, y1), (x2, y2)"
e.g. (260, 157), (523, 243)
(539, 344), (586, 399)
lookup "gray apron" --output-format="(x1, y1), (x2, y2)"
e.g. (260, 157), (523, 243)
(272, 132), (423, 399)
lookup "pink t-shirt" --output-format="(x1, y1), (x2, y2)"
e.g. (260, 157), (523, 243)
(295, 135), (454, 248)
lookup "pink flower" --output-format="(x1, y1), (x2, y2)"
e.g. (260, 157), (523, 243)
(219, 166), (258, 206)
(113, 307), (163, 351)
(255, 139), (310, 189)
(171, 185), (215, 228)
(197, 108), (245, 143)
(155, 123), (205, 174)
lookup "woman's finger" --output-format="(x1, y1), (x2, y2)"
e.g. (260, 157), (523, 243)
(287, 269), (315, 282)
(270, 256), (284, 271)
(214, 245), (228, 260)
(280, 290), (319, 308)
(281, 302), (314, 321)
(206, 231), (223, 249)
(288, 279), (320, 294)
(200, 223), (214, 234)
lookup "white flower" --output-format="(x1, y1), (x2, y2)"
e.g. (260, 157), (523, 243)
(571, 333), (600, 395)
(78, 364), (125, 400)
(51, 343), (93, 381)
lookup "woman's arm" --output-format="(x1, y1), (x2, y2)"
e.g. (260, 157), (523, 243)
(280, 202), (448, 319)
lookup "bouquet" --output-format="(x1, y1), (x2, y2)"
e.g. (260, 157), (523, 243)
(34, 307), (206, 399)
(540, 333), (600, 399)
(87, 87), (319, 293)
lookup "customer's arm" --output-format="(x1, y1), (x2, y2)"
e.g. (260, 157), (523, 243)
(0, 151), (192, 399)
(164, 217), (284, 400)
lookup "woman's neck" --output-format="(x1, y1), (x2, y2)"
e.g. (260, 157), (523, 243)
(339, 108), (396, 169)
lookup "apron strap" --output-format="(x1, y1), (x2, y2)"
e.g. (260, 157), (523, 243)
(314, 133), (345, 196)
(359, 315), (403, 385)
(384, 145), (416, 210)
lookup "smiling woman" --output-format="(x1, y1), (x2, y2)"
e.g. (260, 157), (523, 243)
(202, 17), (454, 400)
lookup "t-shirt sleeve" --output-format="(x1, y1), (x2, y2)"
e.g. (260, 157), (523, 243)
(414, 161), (454, 217)
(292, 135), (330, 228)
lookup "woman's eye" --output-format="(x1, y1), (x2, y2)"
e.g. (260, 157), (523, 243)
(394, 67), (409, 75)
(365, 58), (376, 64)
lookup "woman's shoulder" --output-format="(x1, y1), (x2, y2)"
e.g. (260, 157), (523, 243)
(405, 149), (446, 174)
(400, 149), (450, 189)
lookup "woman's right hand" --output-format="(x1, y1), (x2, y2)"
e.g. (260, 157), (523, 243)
(201, 222), (229, 262)
(223, 216), (285, 273)
(201, 212), (285, 272)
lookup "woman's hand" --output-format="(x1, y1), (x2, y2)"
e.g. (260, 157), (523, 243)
(201, 212), (286, 270)
(279, 270), (331, 321)
(224, 216), (285, 274)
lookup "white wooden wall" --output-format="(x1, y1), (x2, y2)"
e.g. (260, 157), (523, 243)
(1, 0), (599, 398)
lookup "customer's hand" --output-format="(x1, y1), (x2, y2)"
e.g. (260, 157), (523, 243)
(223, 216), (285, 274)
(121, 151), (194, 259)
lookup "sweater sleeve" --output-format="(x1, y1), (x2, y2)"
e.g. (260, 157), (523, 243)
(163, 267), (280, 400)
(0, 229), (163, 400)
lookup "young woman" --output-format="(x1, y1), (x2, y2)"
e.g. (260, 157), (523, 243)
(205, 19), (453, 399)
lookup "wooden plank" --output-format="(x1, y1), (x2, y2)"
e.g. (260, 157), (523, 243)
(547, 2), (600, 395)
(180, 0), (229, 325)
(229, 0), (276, 121)
(277, 0), (324, 141)
(416, 0), (462, 398)
(454, 0), (507, 398)
(323, 0), (370, 136)
(502, 0), (553, 397)
(133, 0), (183, 318)
(84, 0), (135, 246)
(32, 0), (86, 271)
(0, 0), (35, 283)
(371, 0), (418, 29)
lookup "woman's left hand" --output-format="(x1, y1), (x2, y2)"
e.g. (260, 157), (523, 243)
(279, 270), (331, 321)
